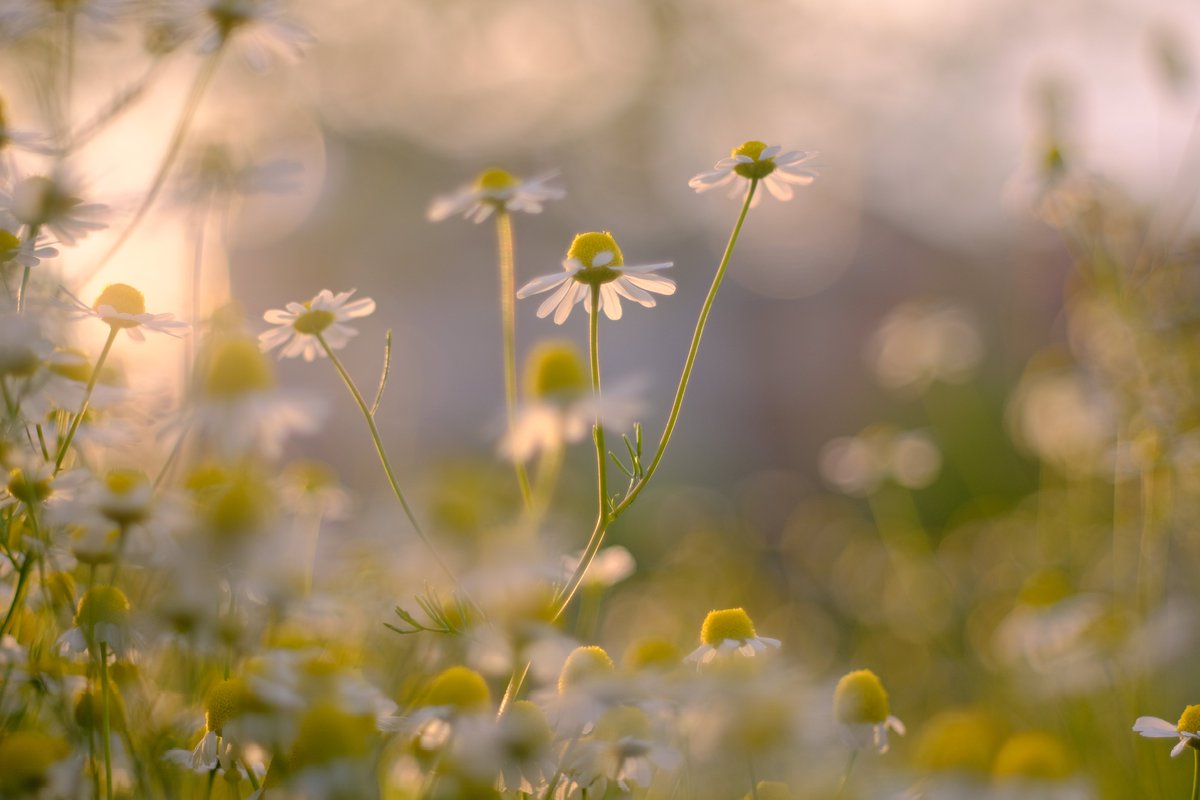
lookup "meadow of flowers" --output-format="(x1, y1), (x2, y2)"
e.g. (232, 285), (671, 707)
(1, 1), (1199, 798)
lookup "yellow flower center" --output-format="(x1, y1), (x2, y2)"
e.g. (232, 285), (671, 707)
(731, 140), (778, 180)
(74, 683), (127, 732)
(205, 678), (247, 734)
(93, 283), (146, 328)
(283, 459), (336, 493)
(203, 338), (276, 398)
(292, 308), (336, 335)
(7, 468), (51, 506)
(1179, 705), (1200, 735)
(100, 469), (150, 525)
(624, 637), (681, 671)
(834, 669), (890, 724)
(525, 341), (587, 400)
(207, 0), (252, 40)
(104, 469), (142, 496)
(567, 231), (624, 288)
(0, 230), (18, 261)
(914, 709), (1004, 774)
(289, 704), (374, 766)
(475, 167), (520, 194)
(992, 731), (1072, 781)
(558, 645), (614, 693)
(48, 349), (92, 383)
(75, 585), (131, 634)
(594, 705), (650, 741)
(425, 666), (491, 712)
(701, 608), (757, 645)
(0, 731), (69, 795)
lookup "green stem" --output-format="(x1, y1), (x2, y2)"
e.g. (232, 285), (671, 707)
(496, 660), (531, 718)
(588, 288), (609, 522)
(55, 326), (119, 473)
(495, 211), (533, 509)
(16, 224), (40, 314)
(551, 179), (759, 616)
(81, 49), (223, 284)
(99, 642), (114, 800)
(315, 333), (464, 592)
(244, 757), (261, 792)
(1192, 748), (1198, 800)
(838, 749), (858, 797)
(0, 549), (34, 636)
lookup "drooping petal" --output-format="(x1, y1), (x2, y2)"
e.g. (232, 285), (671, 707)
(1135, 717), (1184, 738)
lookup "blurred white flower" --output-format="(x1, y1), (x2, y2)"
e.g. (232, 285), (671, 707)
(175, 141), (302, 205)
(166, 0), (314, 70)
(259, 288), (375, 362)
(64, 283), (189, 342)
(866, 300), (984, 395)
(563, 545), (635, 589)
(819, 426), (942, 496)
(689, 141), (818, 207)
(0, 171), (107, 246)
(428, 167), (564, 224)
(516, 231), (674, 325)
(834, 669), (905, 754)
(1007, 366), (1114, 476)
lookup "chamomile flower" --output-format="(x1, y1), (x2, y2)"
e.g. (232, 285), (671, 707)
(685, 608), (781, 666)
(1134, 706), (1200, 757)
(64, 283), (189, 341)
(516, 231), (674, 324)
(258, 289), (375, 362)
(427, 167), (565, 224)
(1, 230), (58, 268)
(1, 171), (107, 246)
(164, 677), (258, 775)
(59, 585), (136, 658)
(689, 141), (818, 207)
(833, 668), (906, 753)
(166, 0), (314, 70)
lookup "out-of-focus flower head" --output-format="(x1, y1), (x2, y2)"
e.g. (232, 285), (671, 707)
(428, 167), (564, 224)
(866, 300), (984, 396)
(1, 170), (107, 246)
(64, 283), (188, 342)
(819, 425), (942, 497)
(833, 668), (905, 753)
(685, 607), (780, 666)
(165, 0), (314, 70)
(689, 140), (818, 207)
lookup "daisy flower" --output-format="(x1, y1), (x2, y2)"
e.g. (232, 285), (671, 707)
(427, 167), (564, 224)
(516, 231), (674, 324)
(1, 171), (107, 246)
(685, 608), (781, 666)
(165, 0), (314, 70)
(833, 668), (906, 753)
(0, 230), (58, 268)
(259, 289), (376, 362)
(1135, 706), (1200, 757)
(58, 585), (136, 659)
(64, 283), (189, 341)
(689, 140), (818, 207)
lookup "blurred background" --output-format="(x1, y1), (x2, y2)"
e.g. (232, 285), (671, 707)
(6, 0), (1200, 795)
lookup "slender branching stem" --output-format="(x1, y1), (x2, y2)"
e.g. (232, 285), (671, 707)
(495, 211), (533, 508)
(55, 326), (119, 473)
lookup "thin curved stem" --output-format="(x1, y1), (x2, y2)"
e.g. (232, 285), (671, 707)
(82, 49), (224, 283)
(315, 333), (464, 593)
(1192, 748), (1198, 800)
(838, 749), (858, 797)
(495, 211), (533, 508)
(16, 224), (41, 314)
(55, 326), (119, 473)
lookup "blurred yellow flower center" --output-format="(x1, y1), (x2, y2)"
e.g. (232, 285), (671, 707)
(104, 469), (144, 496)
(290, 704), (374, 765)
(732, 140), (778, 180)
(567, 232), (624, 287)
(7, 468), (51, 506)
(914, 709), (1003, 774)
(500, 701), (552, 759)
(701, 608), (756, 644)
(13, 176), (81, 227)
(100, 468), (150, 525)
(75, 585), (131, 632)
(475, 168), (519, 194)
(284, 459), (336, 493)
(558, 645), (614, 693)
(834, 669), (889, 724)
(625, 637), (680, 671)
(595, 705), (650, 741)
(992, 731), (1072, 780)
(208, 0), (252, 39)
(525, 341), (587, 400)
(93, 283), (146, 328)
(205, 678), (247, 734)
(0, 230), (18, 261)
(1178, 705), (1200, 734)
(204, 338), (276, 397)
(48, 350), (92, 383)
(425, 666), (491, 712)
(293, 307), (336, 335)
(0, 731), (69, 795)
